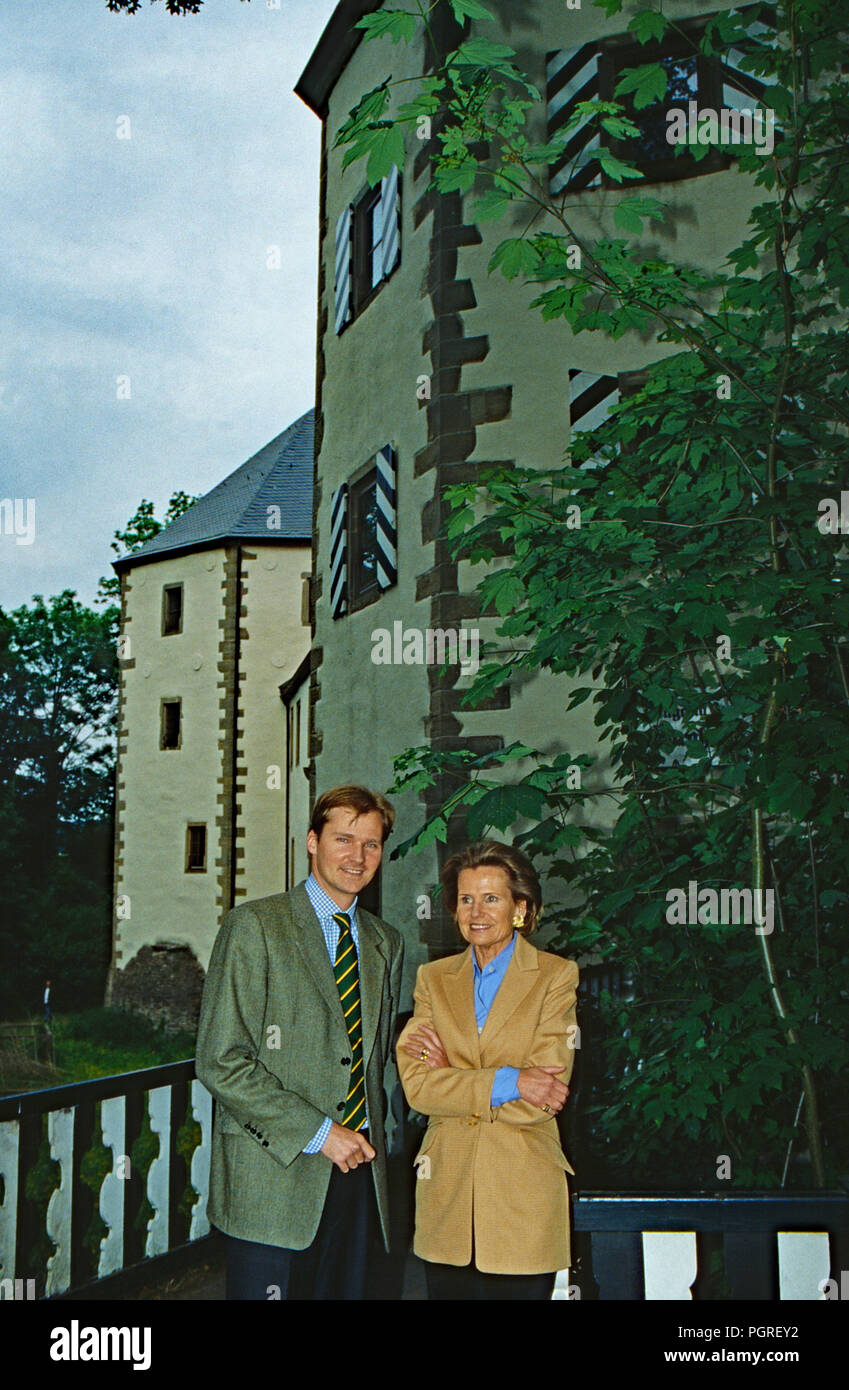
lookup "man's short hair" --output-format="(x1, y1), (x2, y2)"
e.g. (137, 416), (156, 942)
(309, 786), (395, 844)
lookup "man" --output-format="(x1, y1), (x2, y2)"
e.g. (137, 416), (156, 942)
(43, 980), (52, 1027)
(196, 785), (403, 1300)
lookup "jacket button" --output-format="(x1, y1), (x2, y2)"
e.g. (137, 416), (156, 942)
(337, 1102), (345, 1112)
(341, 1057), (351, 1065)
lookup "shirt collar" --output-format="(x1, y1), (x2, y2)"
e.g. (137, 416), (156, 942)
(304, 873), (359, 928)
(472, 931), (516, 978)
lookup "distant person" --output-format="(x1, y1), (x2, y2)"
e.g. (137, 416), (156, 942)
(196, 785), (404, 1300)
(43, 980), (52, 1027)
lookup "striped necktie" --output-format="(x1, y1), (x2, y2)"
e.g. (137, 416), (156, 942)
(332, 912), (366, 1131)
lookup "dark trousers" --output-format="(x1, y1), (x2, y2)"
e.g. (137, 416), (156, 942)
(224, 1155), (379, 1300)
(424, 1259), (555, 1301)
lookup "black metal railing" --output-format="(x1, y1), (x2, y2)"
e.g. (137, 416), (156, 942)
(0, 1061), (211, 1300)
(1, 1065), (846, 1300)
(565, 1193), (849, 1300)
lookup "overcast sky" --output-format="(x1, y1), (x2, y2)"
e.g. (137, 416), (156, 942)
(0, 0), (339, 611)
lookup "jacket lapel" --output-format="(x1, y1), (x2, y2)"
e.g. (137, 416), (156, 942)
(288, 882), (346, 1027)
(356, 910), (390, 1066)
(478, 933), (539, 1051)
(442, 948), (481, 1067)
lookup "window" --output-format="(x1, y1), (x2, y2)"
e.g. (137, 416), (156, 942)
(349, 470), (380, 607)
(329, 445), (397, 619)
(186, 823), (206, 872)
(160, 699), (181, 750)
(567, 367), (650, 467)
(546, 4), (776, 193)
(360, 186), (384, 297)
(294, 699), (301, 767)
(334, 165), (401, 334)
(162, 583), (183, 635)
(599, 37), (722, 183)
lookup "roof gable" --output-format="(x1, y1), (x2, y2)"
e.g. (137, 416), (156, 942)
(115, 408), (314, 571)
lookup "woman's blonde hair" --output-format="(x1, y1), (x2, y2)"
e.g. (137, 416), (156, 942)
(441, 839), (542, 935)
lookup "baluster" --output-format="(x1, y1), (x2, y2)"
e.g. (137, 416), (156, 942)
(552, 1267), (577, 1300)
(45, 1107), (74, 1296)
(777, 1231), (831, 1299)
(0, 1119), (20, 1286)
(190, 1080), (212, 1241)
(642, 1230), (697, 1299)
(146, 1086), (172, 1258)
(98, 1095), (126, 1277)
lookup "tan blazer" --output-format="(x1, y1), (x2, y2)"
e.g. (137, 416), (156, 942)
(397, 933), (578, 1275)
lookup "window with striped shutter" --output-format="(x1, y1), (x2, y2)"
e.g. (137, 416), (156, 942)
(334, 165), (402, 333)
(568, 369), (619, 463)
(546, 43), (602, 196)
(375, 444), (397, 590)
(548, 4), (778, 193)
(380, 165), (401, 278)
(720, 5), (779, 116)
(334, 206), (353, 335)
(330, 483), (348, 618)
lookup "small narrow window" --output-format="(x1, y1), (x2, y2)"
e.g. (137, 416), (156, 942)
(161, 699), (182, 750)
(300, 572), (311, 627)
(295, 699), (301, 767)
(162, 583), (183, 635)
(186, 824), (206, 872)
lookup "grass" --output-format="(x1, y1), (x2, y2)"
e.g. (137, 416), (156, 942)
(0, 1008), (196, 1096)
(6, 1010), (203, 1291)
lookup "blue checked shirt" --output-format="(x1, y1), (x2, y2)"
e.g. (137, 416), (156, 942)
(473, 933), (522, 1106)
(301, 874), (368, 1154)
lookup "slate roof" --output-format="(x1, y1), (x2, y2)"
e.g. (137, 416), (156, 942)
(114, 408), (314, 571)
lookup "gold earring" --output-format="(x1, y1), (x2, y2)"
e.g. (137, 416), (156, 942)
(511, 914), (524, 929)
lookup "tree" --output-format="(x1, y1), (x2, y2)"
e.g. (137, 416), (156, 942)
(0, 493), (197, 1017)
(0, 595), (117, 1016)
(338, 0), (849, 1187)
(2, 593), (117, 851)
(105, 0), (249, 13)
(97, 491), (197, 606)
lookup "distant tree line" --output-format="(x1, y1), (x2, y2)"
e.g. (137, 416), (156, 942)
(0, 494), (194, 1018)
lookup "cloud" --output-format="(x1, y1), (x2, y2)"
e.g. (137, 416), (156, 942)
(0, 0), (337, 609)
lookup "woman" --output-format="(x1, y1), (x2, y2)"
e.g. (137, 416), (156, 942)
(396, 840), (579, 1300)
